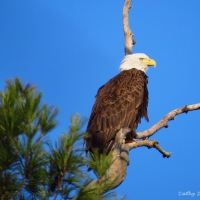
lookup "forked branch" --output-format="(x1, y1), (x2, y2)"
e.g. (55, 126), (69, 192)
(80, 103), (199, 197)
(80, 0), (200, 197)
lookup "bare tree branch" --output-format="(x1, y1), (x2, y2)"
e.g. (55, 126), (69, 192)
(136, 103), (200, 139)
(128, 139), (157, 149)
(79, 0), (200, 197)
(127, 139), (171, 157)
(78, 103), (199, 197)
(153, 142), (171, 158)
(123, 0), (135, 55)
(72, 128), (131, 200)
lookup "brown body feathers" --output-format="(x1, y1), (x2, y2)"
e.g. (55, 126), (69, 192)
(86, 68), (149, 154)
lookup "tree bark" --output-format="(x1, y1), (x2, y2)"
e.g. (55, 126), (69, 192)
(81, 103), (200, 195)
(123, 0), (135, 55)
(78, 0), (200, 197)
(136, 104), (200, 139)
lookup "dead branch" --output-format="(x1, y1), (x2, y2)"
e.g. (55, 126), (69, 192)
(123, 0), (135, 55)
(153, 142), (171, 158)
(79, 103), (199, 197)
(127, 139), (171, 157)
(72, 128), (131, 200)
(136, 103), (200, 139)
(128, 139), (157, 149)
(79, 0), (200, 197)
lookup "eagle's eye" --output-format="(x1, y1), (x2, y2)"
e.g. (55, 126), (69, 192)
(139, 58), (144, 61)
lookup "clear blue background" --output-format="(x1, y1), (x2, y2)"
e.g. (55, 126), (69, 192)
(1, 1), (200, 199)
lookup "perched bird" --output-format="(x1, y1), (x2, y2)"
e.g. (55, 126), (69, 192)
(86, 53), (156, 155)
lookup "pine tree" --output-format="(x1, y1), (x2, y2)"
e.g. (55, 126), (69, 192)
(0, 78), (123, 200)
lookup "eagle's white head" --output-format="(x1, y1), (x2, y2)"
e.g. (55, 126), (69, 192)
(119, 53), (156, 73)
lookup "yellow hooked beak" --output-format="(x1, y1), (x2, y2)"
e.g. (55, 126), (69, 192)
(142, 58), (156, 67)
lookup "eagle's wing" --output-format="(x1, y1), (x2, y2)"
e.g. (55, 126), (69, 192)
(86, 69), (148, 153)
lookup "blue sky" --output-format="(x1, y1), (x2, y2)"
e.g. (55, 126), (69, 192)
(1, 1), (200, 199)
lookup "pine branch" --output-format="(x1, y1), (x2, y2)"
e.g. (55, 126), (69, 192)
(0, 78), (59, 199)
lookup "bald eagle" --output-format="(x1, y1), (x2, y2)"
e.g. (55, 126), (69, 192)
(86, 53), (156, 155)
